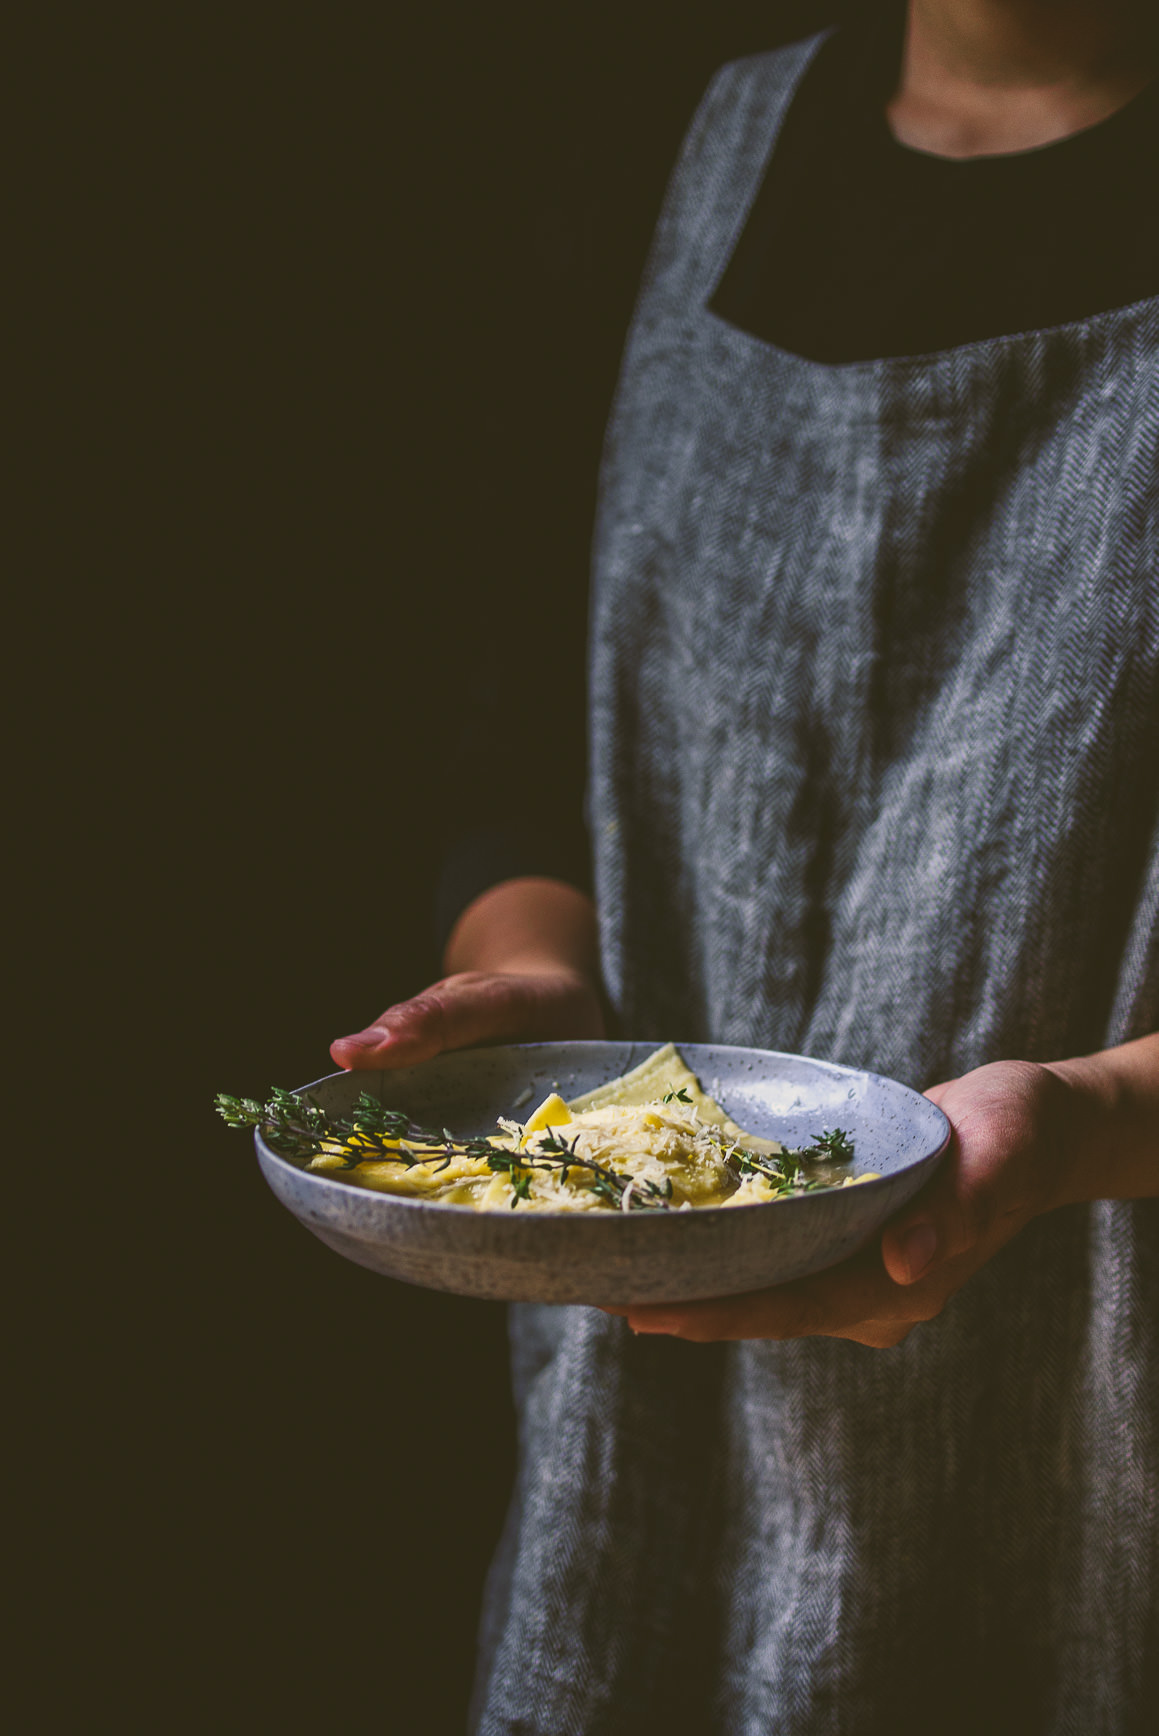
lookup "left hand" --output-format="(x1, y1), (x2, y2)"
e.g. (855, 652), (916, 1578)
(610, 1058), (1085, 1347)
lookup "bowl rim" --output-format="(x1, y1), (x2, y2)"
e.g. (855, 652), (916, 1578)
(252, 1040), (953, 1222)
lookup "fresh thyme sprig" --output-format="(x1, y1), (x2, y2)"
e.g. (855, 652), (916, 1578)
(215, 1091), (856, 1209)
(214, 1089), (499, 1172)
(214, 1089), (678, 1210)
(806, 1128), (856, 1164)
(719, 1127), (857, 1195)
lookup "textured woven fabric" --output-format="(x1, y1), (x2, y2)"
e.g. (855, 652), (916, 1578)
(472, 39), (1159, 1735)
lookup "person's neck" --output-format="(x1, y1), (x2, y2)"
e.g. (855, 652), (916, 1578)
(886, 0), (1158, 158)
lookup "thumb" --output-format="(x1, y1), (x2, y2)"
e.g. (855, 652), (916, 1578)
(880, 1081), (959, 1285)
(881, 1158), (1020, 1286)
(330, 977), (489, 1071)
(329, 993), (446, 1071)
(330, 970), (590, 1071)
(880, 1072), (1044, 1285)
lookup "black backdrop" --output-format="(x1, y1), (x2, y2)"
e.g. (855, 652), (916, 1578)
(36, 5), (846, 1730)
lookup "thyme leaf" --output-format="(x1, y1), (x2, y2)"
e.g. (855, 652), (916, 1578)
(720, 1127), (856, 1194)
(805, 1128), (856, 1164)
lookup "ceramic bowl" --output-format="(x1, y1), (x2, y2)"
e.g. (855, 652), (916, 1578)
(255, 1042), (951, 1306)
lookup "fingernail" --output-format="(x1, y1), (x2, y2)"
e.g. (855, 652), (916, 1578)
(337, 1029), (389, 1050)
(898, 1220), (937, 1283)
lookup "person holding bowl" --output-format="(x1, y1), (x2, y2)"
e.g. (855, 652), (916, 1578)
(334, 0), (1159, 1728)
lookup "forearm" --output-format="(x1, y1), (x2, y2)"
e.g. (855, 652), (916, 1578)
(443, 876), (599, 981)
(1046, 1033), (1159, 1204)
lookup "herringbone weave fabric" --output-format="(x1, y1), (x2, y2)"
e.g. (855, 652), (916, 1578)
(472, 39), (1159, 1736)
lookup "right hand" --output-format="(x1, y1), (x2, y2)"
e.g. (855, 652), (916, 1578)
(330, 877), (605, 1071)
(330, 964), (605, 1071)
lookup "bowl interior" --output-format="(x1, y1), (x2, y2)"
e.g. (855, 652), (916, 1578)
(288, 1040), (946, 1186)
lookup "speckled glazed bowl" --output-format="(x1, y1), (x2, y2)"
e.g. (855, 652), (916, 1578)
(255, 1042), (951, 1306)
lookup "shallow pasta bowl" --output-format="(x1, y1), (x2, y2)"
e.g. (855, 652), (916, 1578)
(255, 1041), (951, 1306)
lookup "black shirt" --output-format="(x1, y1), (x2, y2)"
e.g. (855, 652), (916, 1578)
(711, 0), (1159, 361)
(436, 4), (1159, 954)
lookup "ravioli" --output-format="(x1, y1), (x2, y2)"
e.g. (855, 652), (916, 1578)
(311, 1044), (869, 1213)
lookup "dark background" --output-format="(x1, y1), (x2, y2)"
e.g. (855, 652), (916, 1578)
(34, 5), (844, 1730)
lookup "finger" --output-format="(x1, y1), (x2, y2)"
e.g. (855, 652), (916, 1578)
(625, 1240), (916, 1343)
(880, 1083), (964, 1285)
(607, 1299), (910, 1347)
(882, 1072), (1049, 1284)
(330, 971), (586, 1070)
(330, 992), (449, 1070)
(838, 1320), (914, 1349)
(330, 976), (515, 1070)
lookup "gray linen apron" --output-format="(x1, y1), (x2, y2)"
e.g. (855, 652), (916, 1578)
(472, 38), (1159, 1735)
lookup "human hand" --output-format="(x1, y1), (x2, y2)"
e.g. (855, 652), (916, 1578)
(331, 964), (604, 1071)
(331, 877), (604, 1071)
(613, 1058), (1086, 1347)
